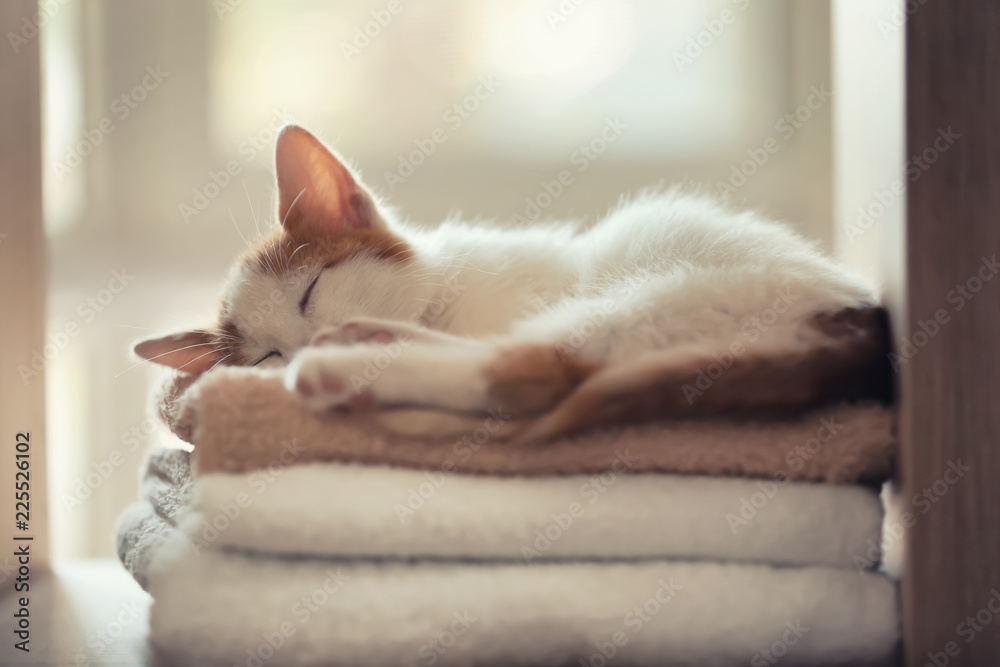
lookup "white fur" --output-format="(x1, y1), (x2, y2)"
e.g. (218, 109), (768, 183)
(227, 190), (876, 412)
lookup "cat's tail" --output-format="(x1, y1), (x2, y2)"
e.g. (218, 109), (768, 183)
(511, 305), (895, 443)
(375, 306), (894, 443)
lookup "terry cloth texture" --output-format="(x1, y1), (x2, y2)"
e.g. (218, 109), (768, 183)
(141, 532), (899, 667)
(156, 367), (896, 483)
(116, 452), (899, 667)
(120, 448), (884, 571)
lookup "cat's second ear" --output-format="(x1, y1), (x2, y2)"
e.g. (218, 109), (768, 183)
(275, 125), (383, 237)
(133, 331), (219, 374)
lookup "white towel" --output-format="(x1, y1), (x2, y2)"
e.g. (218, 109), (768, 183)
(146, 532), (899, 667)
(182, 452), (883, 569)
(118, 450), (899, 666)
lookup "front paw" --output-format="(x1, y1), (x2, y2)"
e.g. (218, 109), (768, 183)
(309, 319), (398, 347)
(285, 348), (374, 412)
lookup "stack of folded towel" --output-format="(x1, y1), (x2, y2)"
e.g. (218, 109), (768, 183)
(117, 367), (900, 667)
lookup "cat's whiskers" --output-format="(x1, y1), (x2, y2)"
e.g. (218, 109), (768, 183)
(175, 348), (220, 373)
(287, 242), (311, 265)
(267, 185), (277, 232)
(242, 179), (262, 240)
(281, 188), (308, 228)
(206, 352), (235, 373)
(229, 208), (256, 254)
(260, 245), (278, 276)
(379, 239), (412, 255)
(115, 341), (218, 378)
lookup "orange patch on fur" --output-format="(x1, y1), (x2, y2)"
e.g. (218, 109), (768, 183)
(211, 225), (414, 367)
(484, 344), (602, 416)
(213, 317), (250, 367)
(517, 306), (894, 442)
(243, 226), (413, 279)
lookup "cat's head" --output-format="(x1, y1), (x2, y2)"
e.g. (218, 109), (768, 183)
(134, 125), (430, 373)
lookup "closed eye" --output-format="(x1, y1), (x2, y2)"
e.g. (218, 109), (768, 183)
(299, 274), (321, 315)
(253, 351), (280, 366)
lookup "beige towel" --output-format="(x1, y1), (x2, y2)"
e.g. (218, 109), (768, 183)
(156, 367), (895, 483)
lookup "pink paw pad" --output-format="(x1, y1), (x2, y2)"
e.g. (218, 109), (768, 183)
(295, 377), (315, 397)
(320, 372), (344, 393)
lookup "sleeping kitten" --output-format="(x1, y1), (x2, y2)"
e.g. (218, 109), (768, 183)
(136, 125), (891, 438)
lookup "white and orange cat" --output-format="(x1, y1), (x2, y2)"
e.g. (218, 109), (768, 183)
(136, 125), (891, 440)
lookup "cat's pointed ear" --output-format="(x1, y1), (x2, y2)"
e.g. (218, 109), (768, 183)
(133, 331), (219, 374)
(275, 125), (382, 237)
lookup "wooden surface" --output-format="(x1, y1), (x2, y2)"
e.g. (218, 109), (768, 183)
(903, 2), (1000, 664)
(0, 0), (49, 567)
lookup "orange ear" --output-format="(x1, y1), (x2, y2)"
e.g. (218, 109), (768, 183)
(133, 331), (219, 374)
(275, 125), (381, 237)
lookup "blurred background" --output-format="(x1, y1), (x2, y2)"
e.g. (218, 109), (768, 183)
(37, 0), (903, 560)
